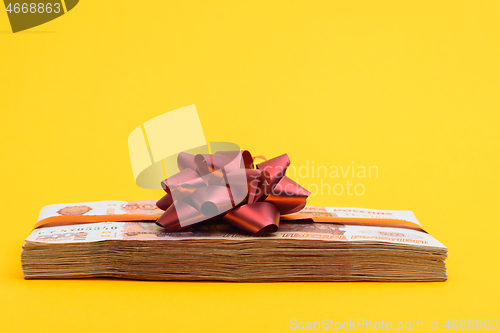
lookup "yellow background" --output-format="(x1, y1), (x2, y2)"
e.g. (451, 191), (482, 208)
(1, 1), (499, 332)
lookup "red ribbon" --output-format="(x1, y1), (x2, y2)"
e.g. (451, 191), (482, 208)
(156, 150), (310, 234)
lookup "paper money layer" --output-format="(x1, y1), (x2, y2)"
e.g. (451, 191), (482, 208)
(22, 218), (447, 282)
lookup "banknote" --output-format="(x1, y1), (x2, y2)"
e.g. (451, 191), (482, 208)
(34, 200), (428, 232)
(25, 220), (446, 250)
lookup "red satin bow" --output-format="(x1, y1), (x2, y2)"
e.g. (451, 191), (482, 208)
(156, 150), (310, 234)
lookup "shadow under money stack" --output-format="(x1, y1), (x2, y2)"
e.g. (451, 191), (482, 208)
(21, 202), (448, 282)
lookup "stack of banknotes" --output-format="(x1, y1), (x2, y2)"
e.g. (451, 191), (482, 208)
(21, 201), (448, 282)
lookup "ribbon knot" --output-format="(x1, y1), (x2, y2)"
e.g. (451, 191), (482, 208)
(156, 150), (310, 234)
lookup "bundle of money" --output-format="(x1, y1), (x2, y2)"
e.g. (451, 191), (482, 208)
(21, 201), (448, 282)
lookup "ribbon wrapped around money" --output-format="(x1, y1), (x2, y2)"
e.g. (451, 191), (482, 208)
(155, 151), (311, 234)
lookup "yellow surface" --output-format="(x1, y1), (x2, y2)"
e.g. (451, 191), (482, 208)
(1, 1), (499, 332)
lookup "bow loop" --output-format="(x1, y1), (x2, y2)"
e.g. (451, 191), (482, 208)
(264, 176), (311, 214)
(256, 154), (291, 189)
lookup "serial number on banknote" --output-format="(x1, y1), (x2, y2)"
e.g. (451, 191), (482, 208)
(6, 3), (61, 13)
(37, 226), (118, 234)
(443, 319), (498, 329)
